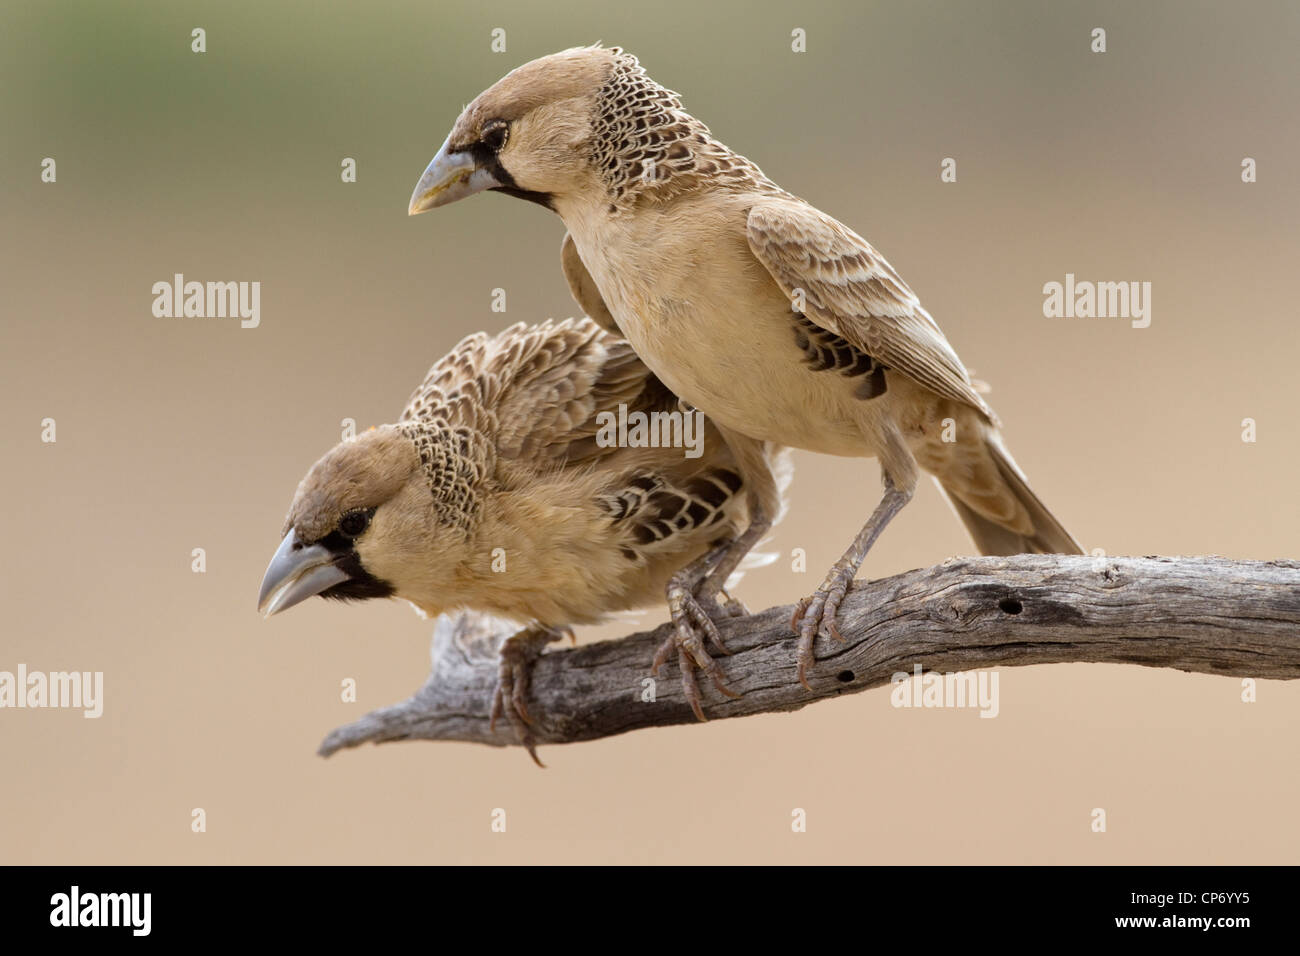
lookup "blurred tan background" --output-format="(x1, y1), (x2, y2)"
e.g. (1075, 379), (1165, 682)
(2, 0), (1297, 864)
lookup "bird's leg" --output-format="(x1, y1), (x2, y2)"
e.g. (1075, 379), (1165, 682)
(651, 503), (772, 720)
(792, 474), (915, 688)
(654, 549), (743, 722)
(490, 624), (570, 767)
(694, 506), (771, 618)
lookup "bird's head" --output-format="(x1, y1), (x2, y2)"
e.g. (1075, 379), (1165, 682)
(408, 45), (704, 216)
(257, 425), (456, 617)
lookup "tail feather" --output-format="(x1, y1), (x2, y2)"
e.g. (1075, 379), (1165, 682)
(936, 436), (1083, 556)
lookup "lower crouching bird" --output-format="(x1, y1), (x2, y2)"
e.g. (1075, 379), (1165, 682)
(406, 45), (1084, 693)
(258, 319), (787, 760)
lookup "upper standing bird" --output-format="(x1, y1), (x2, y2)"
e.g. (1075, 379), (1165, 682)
(408, 45), (1083, 691)
(258, 319), (784, 759)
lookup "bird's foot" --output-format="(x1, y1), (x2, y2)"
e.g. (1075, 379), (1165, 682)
(791, 562), (857, 690)
(489, 625), (570, 767)
(653, 572), (743, 722)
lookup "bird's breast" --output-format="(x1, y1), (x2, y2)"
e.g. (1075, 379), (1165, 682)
(574, 215), (873, 457)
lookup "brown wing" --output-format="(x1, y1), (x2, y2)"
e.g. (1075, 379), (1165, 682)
(398, 319), (673, 467)
(746, 197), (994, 420)
(490, 318), (660, 463)
(561, 231), (621, 335)
(602, 468), (743, 556)
(398, 329), (492, 425)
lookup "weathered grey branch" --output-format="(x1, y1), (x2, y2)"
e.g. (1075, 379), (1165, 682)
(318, 555), (1300, 758)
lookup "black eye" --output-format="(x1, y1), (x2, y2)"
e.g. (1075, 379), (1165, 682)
(481, 121), (509, 153)
(338, 510), (372, 538)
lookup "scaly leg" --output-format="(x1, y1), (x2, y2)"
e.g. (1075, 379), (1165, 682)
(695, 506), (771, 612)
(653, 546), (742, 721)
(489, 624), (570, 767)
(652, 505), (772, 721)
(792, 471), (915, 689)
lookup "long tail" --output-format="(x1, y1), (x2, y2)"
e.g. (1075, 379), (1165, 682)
(935, 433), (1083, 556)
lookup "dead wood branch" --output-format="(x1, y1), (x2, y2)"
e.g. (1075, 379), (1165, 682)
(318, 555), (1300, 757)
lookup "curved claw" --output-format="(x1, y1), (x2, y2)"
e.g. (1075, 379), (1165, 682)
(523, 743), (543, 768)
(713, 674), (742, 700)
(651, 639), (672, 675)
(489, 627), (564, 768)
(795, 610), (820, 691)
(790, 596), (810, 633)
(794, 590), (830, 688)
(792, 564), (857, 685)
(660, 573), (749, 721)
(489, 689), (502, 733)
(678, 654), (706, 722)
(686, 599), (730, 656)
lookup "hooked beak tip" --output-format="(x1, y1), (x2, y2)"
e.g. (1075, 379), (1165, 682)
(408, 193), (439, 216)
(408, 139), (496, 216)
(258, 530), (351, 619)
(408, 185), (438, 216)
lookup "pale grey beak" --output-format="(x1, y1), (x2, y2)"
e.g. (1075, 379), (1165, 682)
(408, 135), (501, 215)
(257, 529), (351, 617)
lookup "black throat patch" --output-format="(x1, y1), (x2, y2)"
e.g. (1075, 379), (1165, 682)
(467, 142), (555, 210)
(314, 529), (396, 603)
